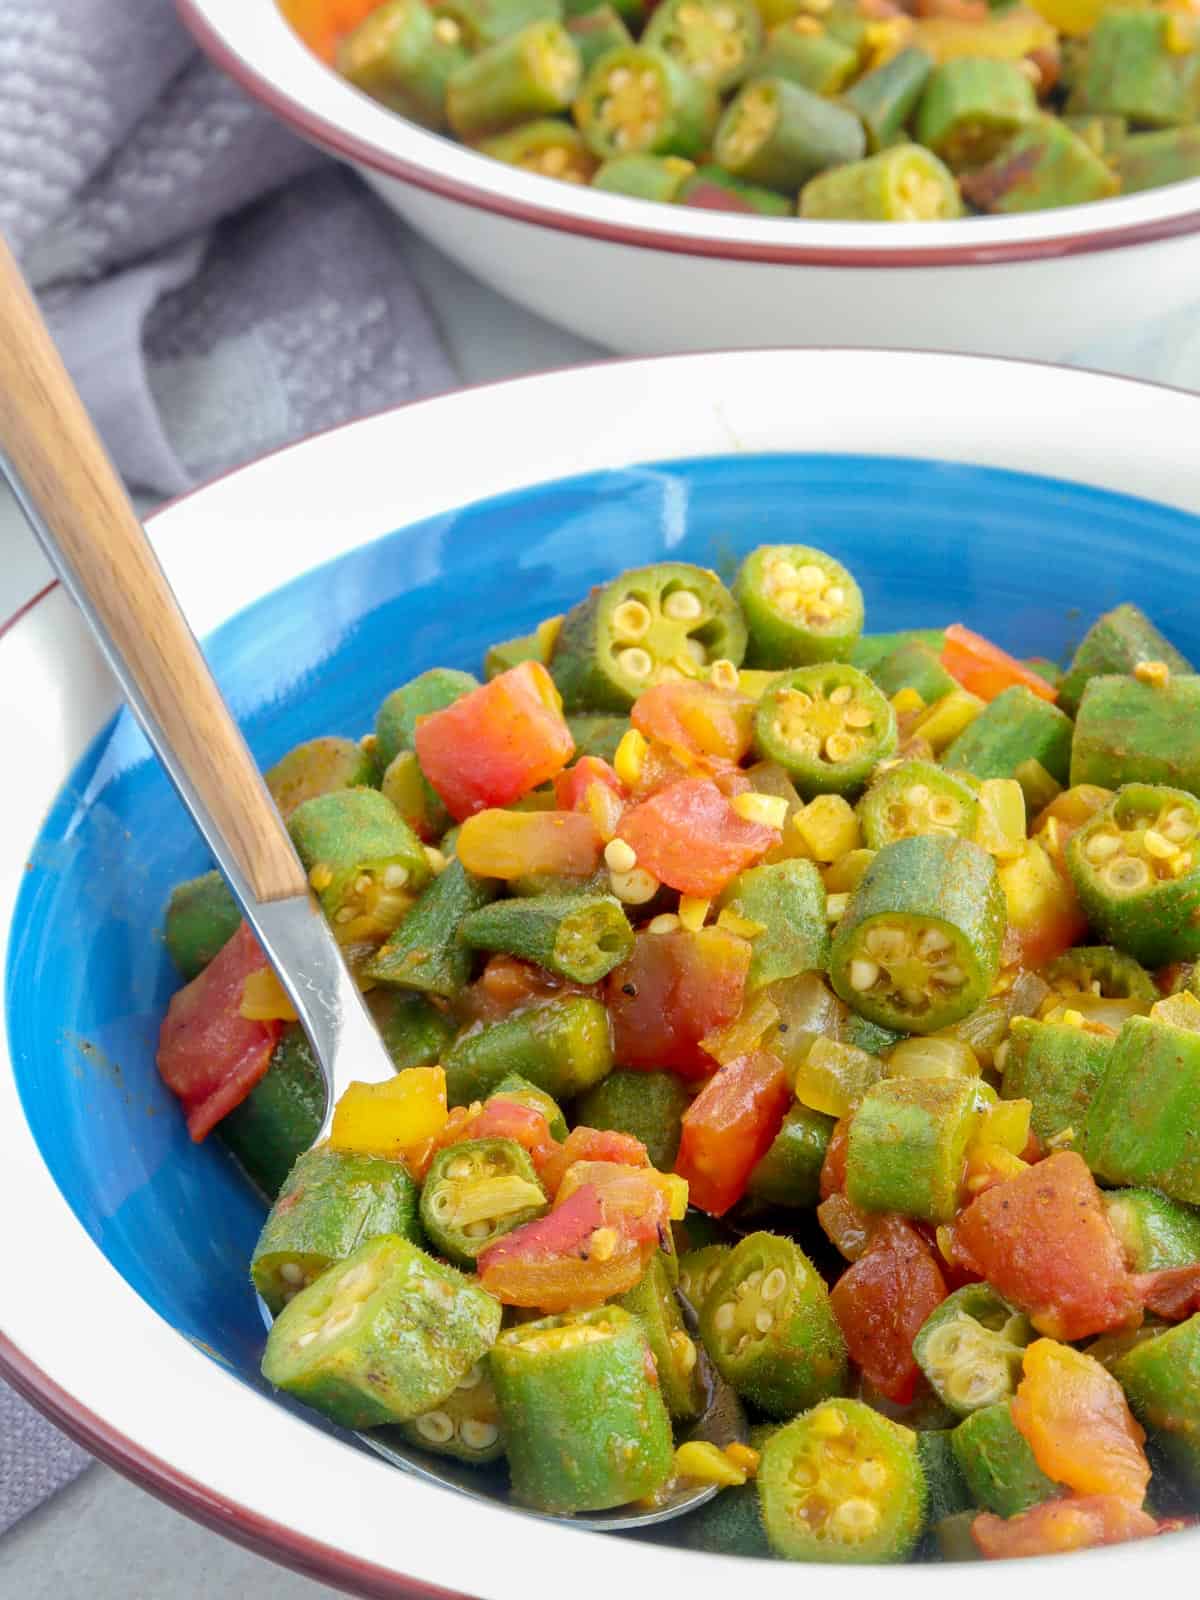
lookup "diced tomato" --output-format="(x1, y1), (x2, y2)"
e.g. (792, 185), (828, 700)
(280, 0), (380, 59)
(617, 778), (778, 897)
(674, 1051), (791, 1216)
(941, 623), (1059, 704)
(156, 923), (283, 1142)
(446, 1098), (561, 1179)
(830, 1216), (947, 1405)
(820, 1117), (851, 1199)
(631, 681), (755, 769)
(415, 662), (574, 821)
(407, 1102), (480, 1182)
(972, 1496), (1159, 1560)
(553, 756), (625, 814)
(540, 1125), (649, 1196)
(606, 926), (751, 1080)
(461, 953), (594, 1026)
(456, 809), (602, 880)
(556, 1160), (678, 1247)
(947, 1152), (1142, 1341)
(1136, 1264), (1200, 1321)
(1012, 1339), (1150, 1502)
(817, 1193), (877, 1262)
(476, 1183), (622, 1310)
(998, 839), (1089, 970)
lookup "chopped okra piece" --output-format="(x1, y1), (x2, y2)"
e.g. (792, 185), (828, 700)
(217, 1024), (325, 1200)
(1119, 126), (1200, 195)
(366, 858), (495, 996)
(483, 615), (562, 681)
(758, 1400), (925, 1562)
(801, 144), (963, 220)
(850, 629), (948, 676)
(490, 1306), (674, 1511)
(745, 1102), (835, 1210)
(573, 44), (720, 160)
(713, 76), (866, 192)
(288, 787), (429, 944)
(591, 151), (696, 199)
(371, 988), (459, 1072)
(266, 736), (378, 820)
(443, 993), (614, 1104)
(719, 860), (829, 991)
(380, 750), (451, 843)
(489, 1071), (568, 1140)
(959, 114), (1120, 213)
(437, 0), (562, 50)
(262, 1235), (501, 1428)
(620, 1252), (704, 1419)
(421, 1137), (547, 1267)
(678, 1242), (731, 1316)
(576, 1068), (690, 1169)
(829, 835), (1005, 1035)
(565, 4), (633, 72)
(642, 0), (764, 92)
(757, 19), (859, 97)
(1001, 1016), (1113, 1151)
(337, 0), (470, 127)
(1071, 673), (1200, 797)
(397, 1360), (506, 1463)
(914, 58), (1037, 172)
(564, 710), (632, 761)
(734, 543), (864, 668)
(754, 664), (897, 799)
(163, 869), (240, 980)
(699, 1231), (848, 1417)
(914, 1285), (1033, 1417)
(375, 667), (480, 772)
(1082, 1013), (1200, 1203)
(250, 1147), (421, 1314)
(1058, 603), (1192, 717)
(942, 684), (1073, 788)
(1063, 112), (1127, 164)
(678, 165), (793, 214)
(1104, 1188), (1200, 1273)
(480, 117), (598, 181)
(846, 1077), (982, 1223)
(951, 1402), (1061, 1518)
(551, 561), (745, 710)
(1071, 9), (1200, 129)
(674, 1473), (772, 1558)
(458, 891), (633, 982)
(1044, 944), (1158, 1009)
(843, 46), (935, 152)
(870, 640), (958, 706)
(916, 1430), (972, 1531)
(1113, 1313), (1200, 1492)
(859, 760), (979, 852)
(446, 21), (582, 141)
(1066, 784), (1200, 966)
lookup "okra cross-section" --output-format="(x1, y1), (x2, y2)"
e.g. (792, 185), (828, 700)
(733, 544), (864, 668)
(1070, 672), (1200, 797)
(799, 144), (963, 222)
(480, 118), (598, 182)
(573, 46), (720, 162)
(642, 0), (763, 92)
(754, 664), (897, 799)
(858, 759), (979, 851)
(337, 0), (470, 129)
(397, 1359), (506, 1463)
(287, 787), (430, 944)
(421, 1137), (547, 1267)
(458, 891), (634, 983)
(620, 1251), (704, 1419)
(829, 834), (1005, 1034)
(446, 21), (583, 141)
(713, 76), (866, 193)
(913, 1284), (1033, 1417)
(1113, 1314), (1200, 1493)
(846, 1077), (982, 1224)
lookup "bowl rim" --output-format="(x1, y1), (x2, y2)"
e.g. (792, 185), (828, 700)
(176, 0), (1200, 269)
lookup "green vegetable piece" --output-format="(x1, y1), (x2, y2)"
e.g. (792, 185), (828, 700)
(914, 1285), (1033, 1417)
(859, 760), (980, 852)
(458, 891), (633, 983)
(490, 1306), (673, 1511)
(379, 750), (451, 844)
(266, 736), (377, 820)
(674, 1477), (772, 1558)
(550, 561), (745, 710)
(1104, 1188), (1200, 1273)
(420, 1137), (547, 1267)
(1000, 1016), (1113, 1151)
(850, 629), (948, 675)
(564, 0), (646, 26)
(163, 869), (240, 979)
(917, 1430), (973, 1530)
(678, 1242), (731, 1315)
(1072, 9), (1200, 129)
(915, 58), (1037, 172)
(443, 993), (614, 1105)
(934, 1510), (984, 1561)
(846, 1077), (981, 1224)
(870, 640), (957, 706)
(1119, 125), (1200, 195)
(375, 668), (479, 771)
(951, 1401), (1061, 1518)
(719, 860), (829, 991)
(843, 46), (935, 152)
(844, 1011), (906, 1056)
(217, 1024), (325, 1199)
(800, 143), (963, 219)
(262, 1235), (501, 1429)
(1043, 944), (1158, 1008)
(942, 684), (1073, 787)
(699, 1231), (848, 1417)
(678, 165), (793, 215)
(746, 1102), (835, 1210)
(734, 543), (864, 669)
(574, 45), (720, 160)
(1071, 674), (1200, 797)
(288, 787), (430, 943)
(939, 965), (1049, 1071)
(620, 1253), (703, 1419)
(564, 711), (632, 760)
(446, 21), (582, 142)
(959, 115), (1120, 213)
(372, 988), (458, 1072)
(830, 835), (1006, 1035)
(337, 0), (470, 127)
(1023, 656), (1064, 691)
(642, 0), (763, 92)
(1082, 1013), (1200, 1204)
(565, 4), (633, 71)
(251, 1149), (422, 1315)
(479, 116), (597, 179)
(591, 152), (696, 200)
(489, 1071), (568, 1140)
(397, 1360), (506, 1462)
(437, 0), (562, 49)
(758, 18), (859, 96)
(754, 663), (897, 798)
(365, 858), (495, 997)
(575, 1068), (690, 1169)
(1059, 603), (1192, 718)
(1113, 1313), (1200, 1492)
(714, 76), (866, 191)
(758, 1399), (925, 1562)
(1063, 113), (1127, 164)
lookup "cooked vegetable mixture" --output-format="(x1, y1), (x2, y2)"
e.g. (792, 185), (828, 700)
(283, 0), (1200, 218)
(157, 545), (1200, 1561)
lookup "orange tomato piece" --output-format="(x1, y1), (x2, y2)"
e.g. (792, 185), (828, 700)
(476, 1183), (641, 1310)
(555, 1160), (675, 1248)
(1012, 1339), (1150, 1503)
(456, 808), (601, 879)
(553, 756), (626, 814)
(606, 926), (751, 1080)
(972, 1496), (1159, 1560)
(1136, 1264), (1200, 1322)
(616, 777), (779, 897)
(941, 623), (1059, 703)
(674, 1051), (791, 1216)
(631, 680), (756, 768)
(540, 1125), (649, 1196)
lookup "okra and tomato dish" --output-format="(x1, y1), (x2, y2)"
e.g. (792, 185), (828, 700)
(282, 0), (1200, 221)
(157, 543), (1200, 1562)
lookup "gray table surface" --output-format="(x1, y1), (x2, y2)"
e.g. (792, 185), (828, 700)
(0, 236), (599, 1600)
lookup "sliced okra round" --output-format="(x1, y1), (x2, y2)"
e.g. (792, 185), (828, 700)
(912, 1285), (1033, 1417)
(443, 993), (614, 1105)
(858, 759), (979, 852)
(590, 151), (696, 200)
(759, 20), (860, 99)
(287, 787), (431, 944)
(375, 667), (480, 771)
(337, 0), (470, 128)
(950, 1401), (1060, 1519)
(641, 0), (763, 93)
(845, 1077), (981, 1224)
(677, 1242), (732, 1318)
(266, 736), (378, 819)
(446, 21), (583, 141)
(1070, 672), (1200, 795)
(842, 46), (934, 153)
(620, 1253), (704, 1420)
(1059, 604), (1192, 718)
(1112, 1315), (1200, 1494)
(734, 544), (864, 669)
(800, 144), (963, 221)
(745, 1102), (835, 1211)
(420, 1137), (548, 1267)
(380, 749), (451, 843)
(754, 664), (897, 800)
(1103, 1187), (1200, 1274)
(573, 45), (720, 162)
(397, 1359), (506, 1463)
(1043, 944), (1158, 1009)
(914, 58), (1037, 172)
(713, 76), (865, 192)
(479, 117), (598, 182)
(458, 891), (634, 983)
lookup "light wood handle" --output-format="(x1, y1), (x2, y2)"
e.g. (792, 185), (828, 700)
(0, 235), (307, 903)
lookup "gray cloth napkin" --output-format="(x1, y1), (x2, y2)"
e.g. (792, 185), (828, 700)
(1, 0), (454, 1535)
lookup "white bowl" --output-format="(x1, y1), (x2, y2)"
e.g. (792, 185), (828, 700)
(177, 0), (1200, 359)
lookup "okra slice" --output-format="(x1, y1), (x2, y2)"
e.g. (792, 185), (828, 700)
(1059, 603), (1193, 717)
(490, 1306), (674, 1512)
(914, 58), (1037, 172)
(746, 1102), (835, 1211)
(575, 1068), (690, 1169)
(734, 544), (864, 669)
(1071, 9), (1200, 130)
(250, 1147), (421, 1314)
(1082, 1013), (1200, 1204)
(397, 1360), (506, 1463)
(914, 1286), (1033, 1418)
(916, 1430), (972, 1534)
(365, 858), (495, 997)
(1113, 1313), (1200, 1493)
(446, 21), (582, 141)
(830, 835), (1005, 1035)
(1000, 1016), (1113, 1151)
(642, 0), (763, 92)
(261, 1235), (501, 1429)
(483, 615), (561, 680)
(678, 165), (793, 215)
(564, 711), (631, 761)
(959, 114), (1120, 214)
(1119, 126), (1200, 196)
(437, 0), (561, 50)
(850, 629), (948, 676)
(713, 76), (866, 192)
(375, 668), (479, 772)
(566, 3), (633, 72)
(951, 1401), (1060, 1518)
(846, 1077), (981, 1223)
(719, 860), (829, 991)
(754, 664), (897, 799)
(591, 151), (695, 199)
(573, 45), (720, 161)
(421, 1137), (547, 1267)
(288, 788), (429, 944)
(489, 1071), (568, 1140)
(942, 684), (1073, 788)
(266, 736), (378, 820)
(859, 760), (979, 852)
(1064, 113), (1128, 166)
(620, 1252), (704, 1419)
(218, 1024), (324, 1200)
(678, 1242), (731, 1317)
(1044, 944), (1158, 1009)
(443, 993), (613, 1105)
(699, 1231), (848, 1417)
(458, 891), (633, 983)
(1104, 1189), (1200, 1273)
(480, 117), (598, 181)
(163, 869), (240, 980)
(1066, 785), (1200, 966)
(337, 0), (469, 128)
(843, 46), (934, 152)
(380, 749), (451, 845)
(758, 1400), (925, 1563)
(759, 19), (859, 97)
(800, 144), (963, 220)
(1071, 673), (1200, 797)
(550, 561), (745, 710)
(870, 640), (957, 706)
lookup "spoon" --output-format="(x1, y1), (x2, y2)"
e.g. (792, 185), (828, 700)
(0, 235), (744, 1529)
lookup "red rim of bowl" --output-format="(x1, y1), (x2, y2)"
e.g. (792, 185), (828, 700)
(175, 0), (1200, 269)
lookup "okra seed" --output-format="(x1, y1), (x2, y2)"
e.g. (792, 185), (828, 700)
(416, 1411), (455, 1444)
(464, 1220), (493, 1239)
(663, 589), (703, 621)
(459, 1420), (500, 1450)
(1143, 828), (1175, 860)
(618, 646), (653, 679)
(295, 1329), (319, 1349)
(1104, 858), (1151, 893)
(1085, 831), (1121, 862)
(734, 1334), (751, 1356)
(832, 1498), (880, 1538)
(433, 15), (461, 42)
(917, 928), (951, 958)
(609, 865), (660, 904)
(713, 1301), (736, 1332)
(904, 784), (930, 807)
(354, 873), (371, 894)
(457, 1363), (484, 1390)
(671, 1331), (698, 1374)
(770, 558), (799, 586)
(938, 964), (965, 986)
(339, 1263), (372, 1294)
(789, 1461), (818, 1489)
(683, 638), (708, 665)
(447, 1158), (473, 1181)
(280, 1262), (305, 1286)
(335, 906), (357, 924)
(309, 862), (334, 892)
(857, 1459), (887, 1492)
(612, 599), (651, 640)
(825, 733), (857, 763)
(829, 684), (853, 707)
(928, 797), (961, 825)
(711, 658), (740, 692)
(754, 1309), (773, 1334)
(866, 927), (907, 963)
(649, 913), (681, 934)
(640, 70), (659, 91)
(604, 837), (638, 874)
(322, 1306), (359, 1339)
(849, 958), (880, 991)
(795, 564), (826, 593)
(761, 1267), (788, 1302)
(540, 147), (568, 176)
(843, 704), (874, 729)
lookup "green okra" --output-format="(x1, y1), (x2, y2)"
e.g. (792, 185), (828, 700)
(458, 891), (633, 983)
(829, 835), (1006, 1034)
(1059, 603), (1193, 717)
(443, 993), (614, 1105)
(699, 1231), (848, 1417)
(754, 664), (897, 799)
(573, 45), (720, 160)
(437, 0), (562, 49)
(734, 544), (865, 669)
(914, 1286), (1033, 1418)
(858, 760), (980, 852)
(916, 1430), (972, 1530)
(800, 144), (963, 220)
(565, 4), (632, 71)
(915, 58), (1037, 172)
(371, 988), (458, 1072)
(942, 966), (1050, 1071)
(490, 1306), (674, 1512)
(870, 641), (957, 706)
(550, 561), (745, 710)
(1071, 9), (1200, 129)
(365, 858), (495, 997)
(483, 625), (550, 681)
(163, 869), (240, 980)
(262, 1235), (501, 1429)
(447, 21), (582, 141)
(397, 1360), (506, 1462)
(958, 116), (1120, 214)
(844, 1012), (906, 1057)
(719, 859), (829, 991)
(1082, 1013), (1200, 1204)
(575, 1068), (690, 1169)
(843, 47), (935, 152)
(1119, 126), (1200, 195)
(677, 1242), (731, 1316)
(620, 1252), (704, 1419)
(714, 76), (866, 192)
(942, 684), (1073, 788)
(1113, 1313), (1200, 1492)
(420, 1137), (547, 1267)
(1071, 674), (1200, 796)
(287, 787), (430, 943)
(745, 1102), (835, 1211)
(1063, 113), (1128, 165)
(846, 1077), (981, 1224)
(564, 711), (632, 761)
(674, 1475), (772, 1558)
(375, 668), (479, 772)
(951, 1402), (1061, 1518)
(379, 749), (451, 846)
(489, 1071), (568, 1140)
(1104, 1188), (1200, 1273)
(564, 0), (647, 26)
(266, 736), (377, 820)
(678, 165), (793, 215)
(591, 152), (696, 200)
(850, 629), (948, 675)
(1000, 1016), (1113, 1151)
(758, 1400), (925, 1562)
(934, 1511), (984, 1561)
(757, 18), (859, 96)
(251, 1148), (422, 1315)
(642, 0), (763, 92)
(337, 0), (470, 127)
(480, 117), (597, 180)
(217, 1023), (325, 1200)
(1043, 944), (1158, 1008)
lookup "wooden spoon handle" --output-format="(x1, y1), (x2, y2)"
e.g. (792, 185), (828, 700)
(0, 235), (306, 903)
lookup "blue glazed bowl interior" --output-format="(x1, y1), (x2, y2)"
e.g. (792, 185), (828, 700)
(9, 451), (1200, 1472)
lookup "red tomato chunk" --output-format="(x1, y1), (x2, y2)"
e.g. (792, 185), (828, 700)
(674, 1051), (791, 1216)
(830, 1216), (947, 1405)
(972, 1496), (1159, 1560)
(606, 925), (751, 1081)
(616, 777), (779, 897)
